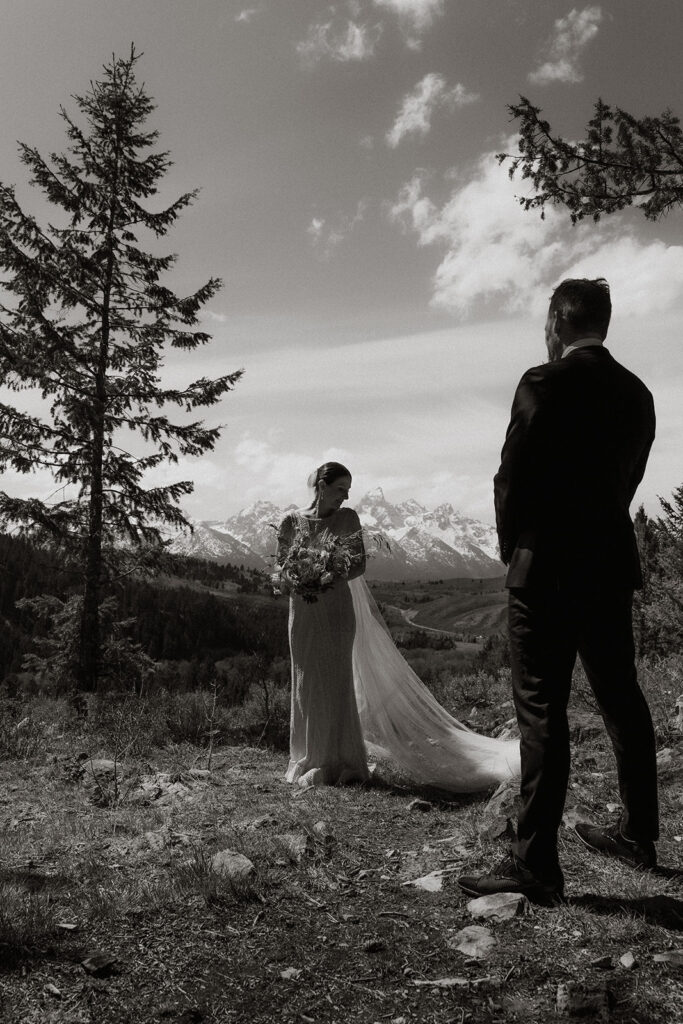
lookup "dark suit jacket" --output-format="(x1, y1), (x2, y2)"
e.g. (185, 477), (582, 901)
(494, 345), (655, 590)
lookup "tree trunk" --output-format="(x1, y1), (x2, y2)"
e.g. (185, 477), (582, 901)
(76, 136), (119, 691)
(77, 401), (105, 691)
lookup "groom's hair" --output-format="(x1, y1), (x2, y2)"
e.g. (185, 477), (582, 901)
(549, 278), (612, 339)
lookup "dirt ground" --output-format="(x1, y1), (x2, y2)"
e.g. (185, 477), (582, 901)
(1, 715), (683, 1024)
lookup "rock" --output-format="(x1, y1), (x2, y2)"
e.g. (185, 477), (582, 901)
(485, 781), (519, 818)
(448, 925), (496, 960)
(44, 983), (62, 998)
(656, 747), (673, 766)
(562, 804), (595, 830)
(402, 870), (446, 892)
(408, 799), (432, 813)
(481, 816), (514, 842)
(211, 850), (255, 881)
(496, 717), (520, 740)
(619, 951), (638, 970)
(280, 967), (302, 981)
(81, 952), (118, 977)
(466, 892), (529, 921)
(156, 780), (192, 805)
(276, 832), (314, 863)
(556, 981), (609, 1021)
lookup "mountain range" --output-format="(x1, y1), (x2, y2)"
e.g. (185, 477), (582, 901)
(167, 488), (504, 581)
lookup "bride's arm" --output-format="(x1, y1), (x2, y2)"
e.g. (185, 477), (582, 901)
(343, 510), (366, 580)
(276, 514), (294, 563)
(275, 514), (295, 591)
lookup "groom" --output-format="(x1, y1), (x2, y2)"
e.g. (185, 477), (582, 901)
(459, 277), (658, 906)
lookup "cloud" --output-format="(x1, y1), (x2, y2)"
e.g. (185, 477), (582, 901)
(529, 6), (602, 85)
(235, 8), (258, 24)
(388, 141), (683, 318)
(204, 310), (229, 324)
(297, 18), (381, 67)
(234, 436), (356, 508)
(307, 201), (368, 259)
(374, 0), (445, 49)
(386, 74), (479, 148)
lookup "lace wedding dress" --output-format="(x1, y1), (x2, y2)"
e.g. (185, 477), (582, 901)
(279, 510), (520, 792)
(280, 509), (370, 787)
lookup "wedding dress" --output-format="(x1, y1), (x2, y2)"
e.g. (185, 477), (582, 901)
(283, 510), (370, 787)
(349, 576), (520, 792)
(280, 511), (520, 792)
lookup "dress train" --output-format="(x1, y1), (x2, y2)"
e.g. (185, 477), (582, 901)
(349, 577), (520, 793)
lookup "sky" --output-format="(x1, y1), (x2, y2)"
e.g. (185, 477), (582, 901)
(0, 0), (682, 524)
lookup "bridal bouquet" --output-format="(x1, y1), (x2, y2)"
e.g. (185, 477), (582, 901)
(271, 528), (357, 603)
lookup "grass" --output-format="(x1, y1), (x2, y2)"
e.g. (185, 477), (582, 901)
(0, 672), (682, 1024)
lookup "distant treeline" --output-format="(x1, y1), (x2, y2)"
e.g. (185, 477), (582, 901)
(0, 534), (288, 686)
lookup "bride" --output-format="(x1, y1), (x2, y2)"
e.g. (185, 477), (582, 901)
(275, 461), (520, 792)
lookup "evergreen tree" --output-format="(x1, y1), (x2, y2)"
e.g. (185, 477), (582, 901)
(633, 490), (683, 658)
(0, 47), (241, 690)
(500, 97), (683, 223)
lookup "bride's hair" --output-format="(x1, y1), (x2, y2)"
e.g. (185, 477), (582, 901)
(307, 461), (351, 506)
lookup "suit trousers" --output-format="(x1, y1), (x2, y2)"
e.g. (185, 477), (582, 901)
(508, 583), (659, 879)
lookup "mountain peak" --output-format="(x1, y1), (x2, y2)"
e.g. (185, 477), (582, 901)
(363, 486), (385, 502)
(179, 490), (502, 580)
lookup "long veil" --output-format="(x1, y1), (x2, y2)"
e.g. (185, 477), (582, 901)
(349, 577), (520, 793)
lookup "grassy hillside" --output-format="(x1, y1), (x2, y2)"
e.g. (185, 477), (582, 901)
(370, 577), (507, 639)
(2, 663), (682, 1023)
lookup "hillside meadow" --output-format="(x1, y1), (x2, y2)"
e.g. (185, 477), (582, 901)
(1, 645), (682, 1023)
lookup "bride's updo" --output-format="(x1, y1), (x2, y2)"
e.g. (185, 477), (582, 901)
(307, 461), (352, 505)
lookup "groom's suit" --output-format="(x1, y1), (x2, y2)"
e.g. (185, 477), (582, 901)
(494, 344), (658, 880)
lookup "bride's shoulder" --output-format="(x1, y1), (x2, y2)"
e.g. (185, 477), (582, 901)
(340, 507), (362, 526)
(277, 509), (298, 532)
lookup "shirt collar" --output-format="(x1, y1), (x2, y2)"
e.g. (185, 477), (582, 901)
(562, 336), (604, 358)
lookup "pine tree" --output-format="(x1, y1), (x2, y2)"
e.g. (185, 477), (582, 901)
(0, 47), (241, 691)
(633, 490), (683, 658)
(500, 97), (683, 223)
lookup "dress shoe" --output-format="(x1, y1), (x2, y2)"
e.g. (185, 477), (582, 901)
(574, 822), (656, 869)
(458, 853), (564, 907)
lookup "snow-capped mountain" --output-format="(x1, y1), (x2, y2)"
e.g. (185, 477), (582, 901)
(210, 500), (291, 558)
(355, 488), (502, 579)
(164, 518), (268, 570)
(166, 490), (504, 580)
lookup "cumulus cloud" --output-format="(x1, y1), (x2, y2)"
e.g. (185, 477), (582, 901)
(386, 73), (479, 148)
(297, 18), (381, 67)
(235, 436), (356, 508)
(529, 6), (602, 85)
(374, 0), (445, 49)
(388, 141), (683, 318)
(306, 201), (368, 259)
(235, 8), (258, 24)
